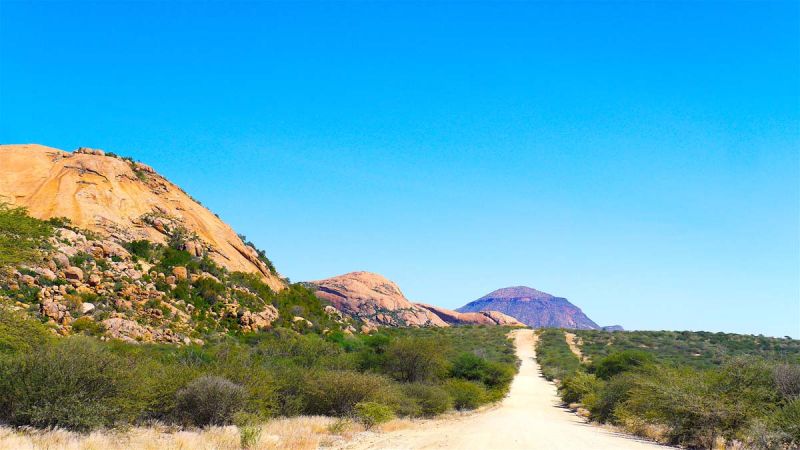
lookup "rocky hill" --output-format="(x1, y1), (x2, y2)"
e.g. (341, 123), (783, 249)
(415, 303), (525, 327)
(0, 144), (284, 291)
(305, 271), (448, 330)
(0, 144), (350, 343)
(457, 286), (602, 330)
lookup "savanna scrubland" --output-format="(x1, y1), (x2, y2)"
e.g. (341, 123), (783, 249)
(536, 328), (800, 449)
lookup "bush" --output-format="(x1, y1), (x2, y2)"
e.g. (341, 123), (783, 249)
(382, 337), (448, 382)
(0, 306), (53, 354)
(174, 375), (246, 426)
(159, 247), (193, 270)
(0, 203), (53, 265)
(592, 350), (654, 380)
(451, 352), (515, 390)
(0, 337), (133, 430)
(354, 401), (394, 429)
(536, 329), (581, 381)
(445, 379), (487, 411)
(299, 370), (395, 416)
(770, 398), (800, 445)
(124, 239), (153, 260)
(71, 316), (106, 336)
(589, 372), (637, 424)
(401, 383), (453, 417)
(774, 364), (800, 400)
(559, 371), (602, 405)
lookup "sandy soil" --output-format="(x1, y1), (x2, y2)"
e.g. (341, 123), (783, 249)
(336, 329), (668, 450)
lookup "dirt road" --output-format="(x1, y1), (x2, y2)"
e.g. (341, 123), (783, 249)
(339, 329), (667, 450)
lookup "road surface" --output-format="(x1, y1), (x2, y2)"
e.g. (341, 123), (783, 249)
(338, 329), (667, 450)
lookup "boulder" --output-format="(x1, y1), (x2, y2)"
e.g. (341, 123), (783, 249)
(172, 266), (188, 281)
(63, 266), (84, 281)
(88, 273), (102, 286)
(81, 302), (95, 314)
(53, 253), (70, 269)
(238, 305), (279, 332)
(38, 268), (57, 282)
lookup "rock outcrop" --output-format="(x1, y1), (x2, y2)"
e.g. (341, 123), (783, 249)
(0, 144), (284, 291)
(305, 272), (449, 328)
(457, 286), (601, 330)
(415, 303), (525, 327)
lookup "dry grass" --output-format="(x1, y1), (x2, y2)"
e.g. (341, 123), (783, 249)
(0, 416), (381, 450)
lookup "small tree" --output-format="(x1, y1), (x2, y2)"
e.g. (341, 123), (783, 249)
(383, 338), (448, 383)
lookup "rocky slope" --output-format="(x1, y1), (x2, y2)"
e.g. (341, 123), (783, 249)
(305, 272), (450, 329)
(0, 145), (352, 343)
(415, 303), (525, 327)
(0, 144), (284, 291)
(457, 286), (601, 330)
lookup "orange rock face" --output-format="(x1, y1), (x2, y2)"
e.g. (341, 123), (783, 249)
(0, 144), (284, 291)
(306, 271), (449, 328)
(415, 303), (525, 327)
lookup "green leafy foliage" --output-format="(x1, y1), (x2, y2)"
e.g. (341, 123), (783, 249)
(590, 350), (654, 380)
(535, 328), (800, 448)
(535, 329), (581, 381)
(354, 401), (395, 429)
(0, 337), (134, 431)
(0, 203), (53, 265)
(0, 317), (518, 431)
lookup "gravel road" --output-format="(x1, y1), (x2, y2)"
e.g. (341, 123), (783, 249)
(338, 329), (669, 450)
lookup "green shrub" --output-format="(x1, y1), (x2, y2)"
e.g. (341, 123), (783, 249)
(559, 371), (603, 405)
(125, 240), (153, 260)
(0, 203), (53, 265)
(354, 401), (394, 429)
(591, 350), (654, 380)
(234, 412), (263, 449)
(590, 372), (637, 424)
(71, 316), (106, 336)
(159, 248), (193, 270)
(299, 370), (395, 416)
(0, 306), (53, 354)
(174, 375), (246, 426)
(445, 379), (487, 410)
(0, 336), (133, 430)
(535, 329), (581, 381)
(451, 352), (514, 390)
(401, 383), (452, 416)
(382, 337), (448, 382)
(770, 398), (800, 445)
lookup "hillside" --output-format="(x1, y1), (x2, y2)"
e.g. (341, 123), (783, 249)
(458, 286), (601, 330)
(0, 145), (349, 342)
(0, 144), (284, 290)
(305, 271), (449, 329)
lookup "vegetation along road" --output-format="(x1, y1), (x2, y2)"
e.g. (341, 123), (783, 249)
(340, 329), (667, 450)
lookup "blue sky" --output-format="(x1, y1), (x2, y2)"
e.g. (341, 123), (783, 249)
(1, 1), (798, 337)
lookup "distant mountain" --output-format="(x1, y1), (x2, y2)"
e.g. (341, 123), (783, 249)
(457, 286), (601, 330)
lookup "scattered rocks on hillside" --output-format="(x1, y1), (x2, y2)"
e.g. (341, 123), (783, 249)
(238, 306), (279, 332)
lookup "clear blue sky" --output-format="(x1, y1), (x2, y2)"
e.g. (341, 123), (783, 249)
(1, 1), (798, 337)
